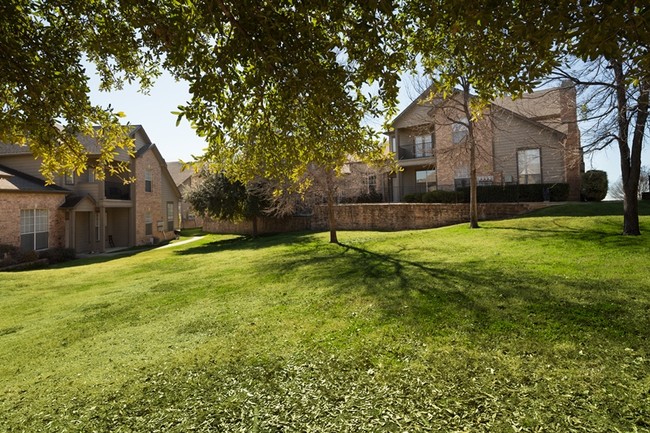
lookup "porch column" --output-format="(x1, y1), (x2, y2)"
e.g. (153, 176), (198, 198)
(98, 205), (106, 253)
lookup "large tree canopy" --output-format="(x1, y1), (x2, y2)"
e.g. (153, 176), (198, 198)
(140, 1), (404, 183)
(0, 0), (160, 180)
(2, 0), (648, 235)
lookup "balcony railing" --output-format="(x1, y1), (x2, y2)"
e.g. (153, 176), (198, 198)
(105, 181), (131, 200)
(398, 142), (434, 160)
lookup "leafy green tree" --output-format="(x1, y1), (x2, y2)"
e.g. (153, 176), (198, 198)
(402, 1), (563, 228)
(144, 1), (402, 242)
(0, 0), (160, 181)
(184, 172), (268, 237)
(404, 0), (649, 234)
(581, 170), (608, 202)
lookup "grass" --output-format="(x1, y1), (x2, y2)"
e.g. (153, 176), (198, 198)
(1, 201), (649, 432)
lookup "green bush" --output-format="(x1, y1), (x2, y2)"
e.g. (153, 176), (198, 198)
(38, 247), (76, 264)
(581, 170), (608, 201)
(403, 193), (422, 203)
(354, 191), (383, 203)
(455, 183), (570, 203)
(421, 190), (460, 203)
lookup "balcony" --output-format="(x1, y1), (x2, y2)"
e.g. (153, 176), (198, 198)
(398, 142), (434, 160)
(105, 181), (131, 200)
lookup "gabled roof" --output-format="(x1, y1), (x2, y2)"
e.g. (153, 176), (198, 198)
(390, 84), (570, 136)
(0, 124), (150, 156)
(166, 161), (193, 187)
(136, 144), (182, 199)
(389, 85), (444, 130)
(59, 194), (96, 209)
(0, 164), (69, 193)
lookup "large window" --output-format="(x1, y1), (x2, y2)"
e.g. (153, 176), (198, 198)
(452, 118), (469, 144)
(414, 134), (433, 158)
(145, 212), (153, 236)
(145, 170), (152, 192)
(416, 169), (437, 192)
(518, 148), (542, 184)
(64, 172), (75, 185)
(167, 202), (174, 231)
(20, 209), (48, 250)
(367, 174), (377, 193)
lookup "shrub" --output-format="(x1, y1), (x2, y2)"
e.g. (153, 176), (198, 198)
(355, 191), (383, 203)
(455, 183), (570, 203)
(403, 193), (422, 203)
(581, 170), (608, 201)
(38, 247), (76, 264)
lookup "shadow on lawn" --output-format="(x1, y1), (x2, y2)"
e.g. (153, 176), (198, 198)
(256, 239), (648, 348)
(174, 232), (316, 256)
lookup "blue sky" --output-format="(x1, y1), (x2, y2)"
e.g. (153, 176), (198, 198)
(88, 69), (646, 192)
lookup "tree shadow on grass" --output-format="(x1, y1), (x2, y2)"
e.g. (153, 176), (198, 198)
(256, 239), (649, 348)
(174, 232), (317, 256)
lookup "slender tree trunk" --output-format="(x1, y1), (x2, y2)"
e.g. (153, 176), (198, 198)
(326, 182), (338, 244)
(612, 60), (646, 235)
(461, 80), (480, 228)
(469, 142), (479, 228)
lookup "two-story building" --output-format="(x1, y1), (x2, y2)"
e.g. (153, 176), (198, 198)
(0, 125), (181, 253)
(385, 81), (583, 201)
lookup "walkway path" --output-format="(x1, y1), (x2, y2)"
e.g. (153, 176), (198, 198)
(157, 235), (205, 249)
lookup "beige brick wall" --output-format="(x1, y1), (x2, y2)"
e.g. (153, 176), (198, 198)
(311, 203), (549, 231)
(134, 150), (168, 245)
(0, 192), (67, 249)
(203, 216), (311, 235)
(203, 203), (550, 235)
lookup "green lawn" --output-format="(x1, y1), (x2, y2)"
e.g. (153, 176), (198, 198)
(1, 202), (649, 432)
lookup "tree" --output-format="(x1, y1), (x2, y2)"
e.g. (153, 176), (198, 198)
(404, 0), (649, 235)
(560, 1), (649, 235)
(402, 2), (561, 228)
(1, 0), (160, 181)
(135, 1), (403, 243)
(184, 172), (268, 237)
(581, 170), (608, 201)
(610, 166), (650, 200)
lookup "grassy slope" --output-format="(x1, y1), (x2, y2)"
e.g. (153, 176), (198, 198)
(1, 202), (649, 432)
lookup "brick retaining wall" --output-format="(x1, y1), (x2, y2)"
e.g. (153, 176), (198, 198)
(203, 202), (551, 235)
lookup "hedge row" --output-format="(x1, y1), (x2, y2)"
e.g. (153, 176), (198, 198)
(404, 183), (570, 203)
(0, 244), (76, 270)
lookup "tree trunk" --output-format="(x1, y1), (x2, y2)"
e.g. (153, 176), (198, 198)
(462, 80), (480, 229)
(469, 139), (479, 229)
(612, 61), (646, 235)
(327, 181), (338, 244)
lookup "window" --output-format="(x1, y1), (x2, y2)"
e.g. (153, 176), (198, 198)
(367, 174), (377, 193)
(145, 170), (152, 192)
(452, 118), (469, 144)
(20, 209), (48, 250)
(88, 169), (96, 183)
(416, 169), (437, 192)
(145, 212), (152, 236)
(167, 202), (174, 231)
(454, 166), (470, 189)
(518, 148), (542, 184)
(414, 134), (433, 158)
(390, 135), (396, 153)
(64, 172), (75, 185)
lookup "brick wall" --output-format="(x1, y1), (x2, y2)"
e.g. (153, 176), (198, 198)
(311, 203), (548, 231)
(134, 149), (166, 245)
(203, 203), (550, 235)
(203, 215), (311, 236)
(0, 192), (67, 249)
